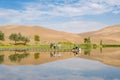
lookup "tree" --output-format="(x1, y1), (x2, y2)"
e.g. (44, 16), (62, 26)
(84, 37), (91, 43)
(9, 33), (30, 45)
(88, 37), (91, 43)
(18, 33), (22, 40)
(34, 35), (40, 44)
(100, 40), (103, 45)
(21, 36), (30, 45)
(9, 33), (19, 44)
(84, 38), (88, 43)
(0, 31), (4, 41)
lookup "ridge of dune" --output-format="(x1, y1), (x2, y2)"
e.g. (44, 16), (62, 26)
(79, 24), (120, 44)
(0, 24), (120, 44)
(0, 25), (82, 44)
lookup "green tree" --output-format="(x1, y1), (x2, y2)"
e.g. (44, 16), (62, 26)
(34, 35), (40, 44)
(9, 33), (19, 44)
(0, 31), (4, 41)
(84, 38), (88, 43)
(9, 33), (30, 45)
(84, 37), (91, 43)
(88, 37), (91, 43)
(21, 36), (30, 45)
(100, 40), (103, 45)
(18, 33), (22, 40)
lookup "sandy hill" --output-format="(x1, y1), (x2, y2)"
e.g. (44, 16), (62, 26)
(0, 25), (82, 44)
(0, 24), (120, 44)
(79, 24), (120, 44)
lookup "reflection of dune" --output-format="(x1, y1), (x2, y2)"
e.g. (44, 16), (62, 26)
(0, 51), (75, 65)
(79, 48), (120, 67)
(0, 48), (120, 67)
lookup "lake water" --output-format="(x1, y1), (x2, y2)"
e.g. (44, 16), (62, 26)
(0, 48), (120, 80)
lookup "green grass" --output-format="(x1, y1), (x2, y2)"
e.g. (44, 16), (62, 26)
(0, 43), (119, 51)
(0, 45), (48, 49)
(102, 44), (120, 47)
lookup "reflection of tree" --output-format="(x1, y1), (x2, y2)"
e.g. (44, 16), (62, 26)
(34, 53), (40, 59)
(0, 55), (4, 64)
(100, 48), (103, 53)
(84, 49), (91, 56)
(9, 52), (29, 62)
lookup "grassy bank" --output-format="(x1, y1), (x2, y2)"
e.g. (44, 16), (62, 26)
(102, 44), (120, 47)
(0, 43), (119, 51)
(0, 44), (73, 52)
(0, 43), (97, 49)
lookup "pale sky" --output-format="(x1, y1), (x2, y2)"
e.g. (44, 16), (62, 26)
(0, 0), (120, 33)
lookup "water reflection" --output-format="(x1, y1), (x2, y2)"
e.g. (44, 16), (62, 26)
(50, 51), (61, 57)
(34, 53), (40, 59)
(0, 48), (120, 80)
(100, 47), (103, 53)
(0, 58), (120, 80)
(84, 48), (91, 56)
(79, 48), (120, 67)
(0, 48), (120, 67)
(0, 51), (76, 65)
(72, 48), (91, 56)
(72, 51), (80, 56)
(9, 52), (29, 62)
(0, 55), (4, 64)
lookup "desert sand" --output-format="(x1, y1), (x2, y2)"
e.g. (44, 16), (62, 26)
(0, 24), (120, 44)
(0, 25), (82, 44)
(79, 24), (120, 44)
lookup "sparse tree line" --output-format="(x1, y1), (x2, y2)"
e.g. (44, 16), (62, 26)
(0, 31), (102, 47)
(0, 31), (40, 45)
(0, 30), (91, 45)
(9, 33), (30, 45)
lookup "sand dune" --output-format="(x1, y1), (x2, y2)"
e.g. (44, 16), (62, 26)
(0, 25), (82, 44)
(0, 24), (120, 44)
(79, 24), (120, 44)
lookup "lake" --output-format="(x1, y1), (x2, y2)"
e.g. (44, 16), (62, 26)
(0, 48), (120, 80)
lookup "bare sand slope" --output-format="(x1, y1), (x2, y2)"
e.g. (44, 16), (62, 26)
(0, 24), (120, 44)
(79, 24), (120, 44)
(0, 25), (82, 44)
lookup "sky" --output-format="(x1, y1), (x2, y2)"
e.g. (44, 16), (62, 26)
(0, 0), (120, 33)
